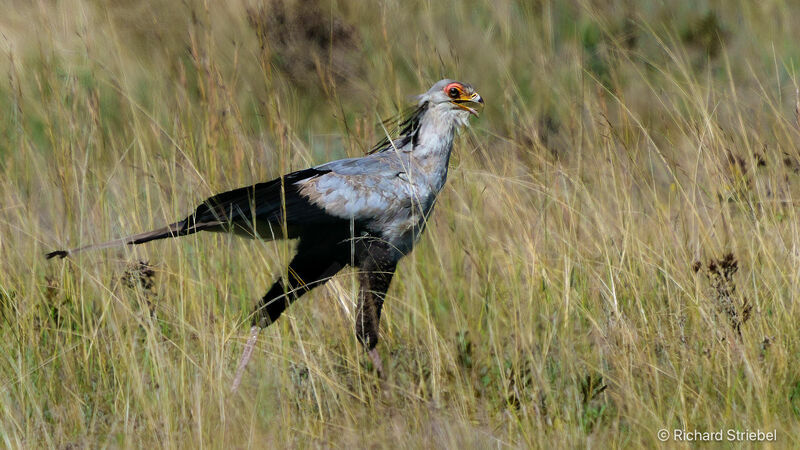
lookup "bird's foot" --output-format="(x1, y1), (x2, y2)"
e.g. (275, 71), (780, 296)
(368, 348), (384, 378)
(231, 326), (261, 392)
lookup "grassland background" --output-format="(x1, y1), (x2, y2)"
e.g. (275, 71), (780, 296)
(1, 0), (800, 447)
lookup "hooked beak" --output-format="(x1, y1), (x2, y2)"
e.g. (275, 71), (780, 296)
(453, 91), (484, 117)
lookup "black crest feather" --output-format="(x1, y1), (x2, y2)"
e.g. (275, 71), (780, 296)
(369, 101), (428, 154)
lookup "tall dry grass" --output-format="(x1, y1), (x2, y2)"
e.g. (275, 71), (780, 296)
(1, 0), (800, 447)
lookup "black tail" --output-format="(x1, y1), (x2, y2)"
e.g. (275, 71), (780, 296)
(45, 220), (191, 259)
(45, 167), (334, 260)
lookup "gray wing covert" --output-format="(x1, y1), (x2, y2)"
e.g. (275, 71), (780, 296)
(297, 154), (412, 222)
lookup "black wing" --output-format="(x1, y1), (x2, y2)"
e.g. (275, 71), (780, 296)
(183, 167), (339, 237)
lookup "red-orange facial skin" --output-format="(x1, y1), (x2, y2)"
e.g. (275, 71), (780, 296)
(444, 82), (465, 99)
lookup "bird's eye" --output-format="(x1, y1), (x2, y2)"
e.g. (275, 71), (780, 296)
(448, 87), (460, 98)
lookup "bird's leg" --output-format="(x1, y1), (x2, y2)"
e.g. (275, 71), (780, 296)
(367, 348), (384, 377)
(355, 245), (397, 378)
(252, 250), (344, 328)
(231, 276), (291, 392)
(231, 247), (343, 391)
(231, 325), (260, 392)
(251, 278), (295, 329)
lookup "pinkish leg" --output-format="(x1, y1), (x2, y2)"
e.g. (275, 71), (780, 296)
(231, 326), (261, 392)
(368, 348), (384, 378)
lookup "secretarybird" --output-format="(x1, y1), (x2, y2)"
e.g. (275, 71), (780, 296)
(46, 79), (483, 390)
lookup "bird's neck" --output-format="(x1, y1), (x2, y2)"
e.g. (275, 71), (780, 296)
(406, 112), (457, 192)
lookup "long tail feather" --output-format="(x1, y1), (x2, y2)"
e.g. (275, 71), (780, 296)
(45, 220), (188, 259)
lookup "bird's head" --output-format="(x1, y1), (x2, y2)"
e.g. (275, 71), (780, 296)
(368, 79), (482, 154)
(418, 79), (483, 126)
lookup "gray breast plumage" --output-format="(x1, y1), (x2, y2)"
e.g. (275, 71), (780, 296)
(295, 128), (455, 253)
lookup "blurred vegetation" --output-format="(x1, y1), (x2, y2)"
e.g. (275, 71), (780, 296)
(1, 0), (800, 447)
